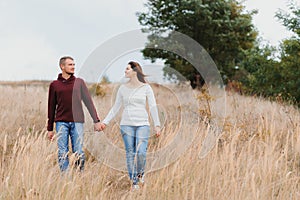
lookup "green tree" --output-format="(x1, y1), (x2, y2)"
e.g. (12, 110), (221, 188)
(276, 1), (300, 105)
(238, 44), (282, 97)
(238, 1), (300, 106)
(137, 0), (257, 84)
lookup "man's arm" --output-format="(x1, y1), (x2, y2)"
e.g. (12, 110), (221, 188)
(47, 82), (57, 139)
(80, 79), (102, 131)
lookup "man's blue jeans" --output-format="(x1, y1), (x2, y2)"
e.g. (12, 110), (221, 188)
(120, 125), (150, 185)
(55, 122), (85, 172)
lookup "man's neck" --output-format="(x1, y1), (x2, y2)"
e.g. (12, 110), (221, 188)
(61, 72), (72, 80)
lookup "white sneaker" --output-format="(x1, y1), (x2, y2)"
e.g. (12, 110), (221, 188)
(138, 175), (145, 185)
(131, 184), (140, 191)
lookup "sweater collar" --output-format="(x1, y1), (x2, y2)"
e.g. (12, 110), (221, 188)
(57, 73), (75, 82)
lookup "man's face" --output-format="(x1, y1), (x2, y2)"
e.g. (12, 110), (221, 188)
(61, 58), (75, 74)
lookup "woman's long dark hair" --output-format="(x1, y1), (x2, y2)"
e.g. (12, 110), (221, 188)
(128, 61), (147, 83)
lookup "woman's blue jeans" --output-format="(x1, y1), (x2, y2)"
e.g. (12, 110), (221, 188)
(55, 122), (85, 172)
(120, 125), (150, 184)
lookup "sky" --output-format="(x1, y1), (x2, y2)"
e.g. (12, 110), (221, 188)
(0, 0), (298, 82)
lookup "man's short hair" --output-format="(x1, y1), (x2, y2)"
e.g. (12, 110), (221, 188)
(59, 56), (74, 66)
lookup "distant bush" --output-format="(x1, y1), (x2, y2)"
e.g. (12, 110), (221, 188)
(88, 83), (106, 97)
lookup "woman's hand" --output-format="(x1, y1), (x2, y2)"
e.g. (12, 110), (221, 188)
(100, 123), (106, 131)
(155, 126), (161, 137)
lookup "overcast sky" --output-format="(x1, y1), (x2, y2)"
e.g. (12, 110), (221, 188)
(0, 0), (297, 82)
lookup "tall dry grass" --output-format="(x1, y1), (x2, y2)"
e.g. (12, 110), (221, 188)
(0, 82), (299, 199)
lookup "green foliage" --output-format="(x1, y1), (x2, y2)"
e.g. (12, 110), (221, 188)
(239, 1), (300, 106)
(137, 0), (300, 106)
(276, 1), (300, 105)
(278, 39), (300, 105)
(238, 44), (282, 97)
(137, 0), (257, 81)
(276, 1), (300, 37)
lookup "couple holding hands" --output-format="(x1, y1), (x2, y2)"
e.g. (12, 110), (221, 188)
(47, 56), (161, 191)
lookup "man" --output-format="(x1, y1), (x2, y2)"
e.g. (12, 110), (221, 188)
(47, 56), (103, 172)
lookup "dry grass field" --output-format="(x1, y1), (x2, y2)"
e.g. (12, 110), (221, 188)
(0, 81), (299, 199)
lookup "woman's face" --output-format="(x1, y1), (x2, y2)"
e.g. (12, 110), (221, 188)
(125, 64), (136, 78)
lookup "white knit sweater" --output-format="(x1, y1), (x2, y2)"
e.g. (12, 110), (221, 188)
(102, 84), (160, 127)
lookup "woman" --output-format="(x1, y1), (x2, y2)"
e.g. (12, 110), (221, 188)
(101, 61), (161, 191)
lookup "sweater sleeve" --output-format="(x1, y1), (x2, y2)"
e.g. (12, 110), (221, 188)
(146, 85), (161, 127)
(102, 86), (123, 125)
(80, 79), (100, 123)
(47, 82), (57, 131)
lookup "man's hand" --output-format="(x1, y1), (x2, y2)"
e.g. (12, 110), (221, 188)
(155, 126), (161, 137)
(94, 122), (106, 132)
(48, 131), (54, 141)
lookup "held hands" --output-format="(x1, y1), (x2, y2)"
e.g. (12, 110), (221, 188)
(48, 122), (106, 141)
(94, 122), (106, 132)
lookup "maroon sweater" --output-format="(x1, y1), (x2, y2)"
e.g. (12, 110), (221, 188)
(47, 74), (100, 131)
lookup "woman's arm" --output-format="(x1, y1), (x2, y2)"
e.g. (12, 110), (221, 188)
(146, 85), (161, 127)
(102, 86), (123, 125)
